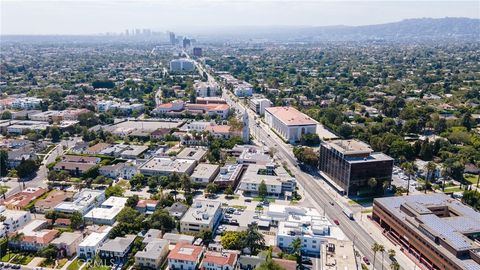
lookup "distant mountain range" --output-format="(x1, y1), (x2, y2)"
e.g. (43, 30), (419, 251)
(306, 17), (480, 41)
(195, 17), (480, 42)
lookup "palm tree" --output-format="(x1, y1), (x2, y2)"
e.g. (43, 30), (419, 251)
(378, 244), (385, 270)
(401, 162), (416, 195)
(425, 161), (437, 194)
(290, 237), (302, 259)
(243, 224), (265, 255)
(371, 242), (381, 270)
(387, 249), (396, 259)
(390, 261), (400, 270)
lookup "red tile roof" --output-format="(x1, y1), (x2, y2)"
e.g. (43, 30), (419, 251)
(168, 243), (204, 262)
(202, 251), (237, 267)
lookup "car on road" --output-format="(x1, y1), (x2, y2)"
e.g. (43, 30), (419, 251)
(333, 219), (340, 225)
(330, 201), (334, 206)
(363, 257), (370, 265)
(244, 198), (252, 202)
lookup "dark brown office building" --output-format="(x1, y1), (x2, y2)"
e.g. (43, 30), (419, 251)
(318, 139), (393, 196)
(373, 194), (480, 270)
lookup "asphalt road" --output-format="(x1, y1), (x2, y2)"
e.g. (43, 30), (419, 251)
(190, 57), (400, 270)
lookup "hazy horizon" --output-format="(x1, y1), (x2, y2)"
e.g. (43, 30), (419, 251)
(1, 0), (479, 35)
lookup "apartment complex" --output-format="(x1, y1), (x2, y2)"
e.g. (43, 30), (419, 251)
(238, 164), (296, 196)
(318, 139), (393, 196)
(372, 194), (480, 270)
(180, 199), (222, 233)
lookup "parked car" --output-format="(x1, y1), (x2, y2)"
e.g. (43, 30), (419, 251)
(363, 257), (370, 265)
(301, 257), (313, 265)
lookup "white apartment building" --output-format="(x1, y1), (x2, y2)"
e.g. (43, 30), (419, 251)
(0, 206), (32, 238)
(77, 226), (112, 259)
(194, 81), (219, 97)
(191, 163), (220, 185)
(233, 82), (253, 97)
(135, 239), (169, 269)
(139, 157), (197, 176)
(238, 164), (296, 196)
(84, 196), (128, 225)
(201, 251), (238, 270)
(168, 243), (204, 270)
(264, 205), (331, 256)
(170, 59), (195, 72)
(54, 189), (105, 215)
(11, 97), (42, 110)
(180, 199), (222, 233)
(264, 107), (318, 144)
(249, 98), (272, 116)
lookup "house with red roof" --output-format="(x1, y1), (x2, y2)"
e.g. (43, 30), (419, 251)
(168, 243), (205, 270)
(201, 251), (238, 270)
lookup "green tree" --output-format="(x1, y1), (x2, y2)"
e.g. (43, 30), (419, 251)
(290, 237), (302, 264)
(387, 249), (396, 259)
(206, 183), (218, 195)
(16, 159), (39, 178)
(105, 185), (124, 198)
(257, 258), (285, 270)
(243, 224), (265, 255)
(181, 174), (192, 194)
(371, 242), (381, 270)
(224, 185), (234, 197)
(258, 180), (268, 198)
(149, 208), (176, 232)
(126, 195), (140, 208)
(49, 126), (61, 143)
(425, 161), (437, 194)
(390, 262), (400, 270)
(39, 244), (58, 261)
(0, 150), (7, 177)
(70, 211), (83, 229)
(401, 162), (416, 195)
(1, 110), (12, 120)
(221, 231), (246, 250)
(45, 210), (58, 224)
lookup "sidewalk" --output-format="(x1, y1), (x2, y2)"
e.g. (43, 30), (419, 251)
(356, 212), (418, 270)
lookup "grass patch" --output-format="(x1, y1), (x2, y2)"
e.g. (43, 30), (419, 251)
(361, 209), (373, 214)
(464, 174), (479, 185)
(67, 258), (83, 270)
(1, 252), (16, 262)
(443, 186), (464, 193)
(348, 197), (374, 206)
(39, 258), (55, 268)
(252, 197), (275, 202)
(56, 258), (68, 269)
(11, 254), (35, 265)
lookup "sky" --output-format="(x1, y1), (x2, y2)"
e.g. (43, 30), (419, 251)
(1, 0), (479, 35)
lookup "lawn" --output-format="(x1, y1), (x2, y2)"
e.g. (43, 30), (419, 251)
(252, 197), (276, 202)
(56, 258), (68, 269)
(67, 258), (83, 270)
(1, 252), (16, 262)
(443, 186), (464, 193)
(10, 254), (34, 265)
(465, 174), (479, 185)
